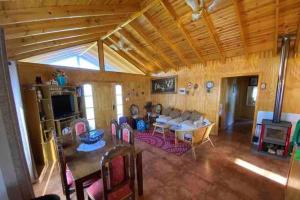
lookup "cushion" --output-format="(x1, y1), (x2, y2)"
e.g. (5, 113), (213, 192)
(75, 122), (86, 135)
(167, 117), (184, 126)
(190, 111), (202, 122)
(122, 128), (131, 144)
(87, 179), (132, 200)
(66, 166), (74, 187)
(169, 109), (181, 119)
(156, 116), (172, 123)
(161, 107), (173, 116)
(111, 124), (117, 136)
(181, 111), (191, 121)
(110, 156), (125, 187)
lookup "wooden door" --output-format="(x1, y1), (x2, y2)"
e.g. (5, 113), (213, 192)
(92, 82), (116, 128)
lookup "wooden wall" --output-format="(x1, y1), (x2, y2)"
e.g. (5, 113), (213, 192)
(151, 51), (300, 135)
(17, 62), (151, 119)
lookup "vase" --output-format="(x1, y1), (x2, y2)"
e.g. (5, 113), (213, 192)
(56, 76), (66, 86)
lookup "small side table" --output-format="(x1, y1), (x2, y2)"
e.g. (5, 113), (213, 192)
(152, 122), (170, 142)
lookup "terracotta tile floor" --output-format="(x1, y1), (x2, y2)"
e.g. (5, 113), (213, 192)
(34, 121), (290, 200)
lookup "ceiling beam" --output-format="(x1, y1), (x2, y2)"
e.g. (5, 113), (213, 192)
(117, 29), (165, 71)
(129, 22), (177, 70)
(101, 0), (161, 40)
(295, 18), (300, 54)
(273, 0), (279, 55)
(108, 35), (155, 72)
(160, 0), (205, 64)
(7, 33), (105, 57)
(231, 0), (248, 55)
(105, 39), (149, 74)
(97, 39), (105, 71)
(202, 10), (225, 61)
(4, 15), (127, 40)
(6, 25), (114, 48)
(143, 13), (191, 67)
(0, 5), (139, 25)
(10, 38), (99, 60)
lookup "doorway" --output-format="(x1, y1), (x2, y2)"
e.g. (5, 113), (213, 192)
(219, 75), (258, 138)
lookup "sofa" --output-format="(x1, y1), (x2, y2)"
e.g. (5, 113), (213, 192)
(156, 107), (207, 130)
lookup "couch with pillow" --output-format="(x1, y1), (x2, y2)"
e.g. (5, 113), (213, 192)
(180, 110), (204, 129)
(167, 110), (191, 126)
(156, 108), (181, 124)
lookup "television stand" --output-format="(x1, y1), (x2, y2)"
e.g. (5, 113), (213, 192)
(54, 113), (81, 136)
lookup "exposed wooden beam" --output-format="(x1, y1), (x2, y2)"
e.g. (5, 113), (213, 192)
(10, 38), (99, 60)
(7, 33), (104, 57)
(117, 29), (165, 71)
(97, 40), (105, 71)
(0, 5), (139, 25)
(295, 18), (300, 54)
(160, 0), (205, 63)
(105, 39), (149, 74)
(108, 35), (155, 72)
(4, 15), (127, 40)
(231, 0), (248, 55)
(101, 0), (161, 40)
(202, 10), (225, 61)
(6, 25), (114, 48)
(129, 22), (177, 69)
(143, 13), (191, 67)
(274, 0), (279, 55)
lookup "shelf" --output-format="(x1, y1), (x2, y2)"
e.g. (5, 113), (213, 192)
(54, 113), (80, 121)
(40, 119), (54, 123)
(263, 139), (285, 146)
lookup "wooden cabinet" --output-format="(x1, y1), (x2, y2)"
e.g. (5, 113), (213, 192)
(23, 84), (82, 182)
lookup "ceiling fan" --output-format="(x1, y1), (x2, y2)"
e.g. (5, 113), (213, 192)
(109, 36), (132, 52)
(185, 0), (221, 21)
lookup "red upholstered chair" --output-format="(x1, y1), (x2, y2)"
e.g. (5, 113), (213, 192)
(121, 123), (134, 145)
(110, 119), (121, 140)
(70, 118), (89, 139)
(87, 145), (135, 200)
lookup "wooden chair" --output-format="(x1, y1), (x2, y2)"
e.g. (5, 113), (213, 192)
(121, 123), (134, 145)
(178, 123), (215, 160)
(111, 119), (121, 140)
(87, 145), (136, 200)
(70, 118), (89, 139)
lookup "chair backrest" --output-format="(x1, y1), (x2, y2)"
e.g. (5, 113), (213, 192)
(110, 119), (120, 139)
(70, 118), (89, 137)
(53, 134), (69, 194)
(100, 145), (135, 200)
(192, 123), (215, 145)
(121, 123), (134, 145)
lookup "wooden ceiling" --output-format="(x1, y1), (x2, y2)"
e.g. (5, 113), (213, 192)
(1, 0), (300, 74)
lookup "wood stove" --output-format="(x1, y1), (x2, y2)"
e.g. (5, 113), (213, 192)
(258, 36), (292, 157)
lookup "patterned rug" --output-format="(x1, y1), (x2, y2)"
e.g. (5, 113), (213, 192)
(135, 129), (191, 156)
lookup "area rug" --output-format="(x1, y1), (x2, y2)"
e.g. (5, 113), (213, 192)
(135, 130), (191, 156)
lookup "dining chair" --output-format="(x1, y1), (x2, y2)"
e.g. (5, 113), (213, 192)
(121, 123), (134, 145)
(110, 119), (121, 140)
(53, 131), (95, 200)
(87, 145), (136, 200)
(70, 118), (90, 139)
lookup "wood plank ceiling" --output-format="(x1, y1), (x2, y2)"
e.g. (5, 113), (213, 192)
(1, 0), (300, 74)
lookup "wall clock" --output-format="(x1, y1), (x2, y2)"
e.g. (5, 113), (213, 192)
(206, 81), (214, 93)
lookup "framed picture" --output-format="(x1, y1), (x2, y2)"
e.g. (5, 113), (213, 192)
(151, 76), (177, 94)
(249, 77), (258, 86)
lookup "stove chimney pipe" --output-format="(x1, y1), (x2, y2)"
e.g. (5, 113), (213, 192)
(273, 36), (290, 123)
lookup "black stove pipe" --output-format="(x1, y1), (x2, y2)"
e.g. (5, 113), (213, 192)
(273, 36), (290, 123)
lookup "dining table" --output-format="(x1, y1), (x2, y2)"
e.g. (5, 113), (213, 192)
(59, 129), (143, 200)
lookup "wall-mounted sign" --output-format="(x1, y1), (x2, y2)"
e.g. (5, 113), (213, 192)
(151, 76), (177, 94)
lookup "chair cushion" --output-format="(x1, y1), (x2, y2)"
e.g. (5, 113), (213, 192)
(75, 122), (86, 136)
(87, 180), (132, 200)
(181, 111), (192, 121)
(111, 124), (117, 136)
(167, 117), (184, 126)
(110, 156), (125, 187)
(161, 107), (173, 116)
(156, 116), (172, 123)
(190, 111), (202, 122)
(66, 167), (74, 187)
(169, 109), (181, 119)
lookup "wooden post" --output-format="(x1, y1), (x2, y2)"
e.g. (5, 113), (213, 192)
(97, 39), (105, 71)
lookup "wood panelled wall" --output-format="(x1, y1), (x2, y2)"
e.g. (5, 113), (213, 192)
(17, 62), (151, 119)
(152, 51), (300, 135)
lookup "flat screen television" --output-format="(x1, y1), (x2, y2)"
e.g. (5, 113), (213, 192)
(51, 94), (75, 119)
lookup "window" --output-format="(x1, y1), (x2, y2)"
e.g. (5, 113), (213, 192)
(246, 86), (258, 106)
(115, 85), (123, 122)
(83, 84), (96, 129)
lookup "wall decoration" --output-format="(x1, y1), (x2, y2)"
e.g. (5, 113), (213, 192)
(151, 76), (177, 94)
(178, 88), (187, 95)
(205, 81), (214, 93)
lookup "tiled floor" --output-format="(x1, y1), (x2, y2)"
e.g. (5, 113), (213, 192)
(34, 121), (290, 199)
